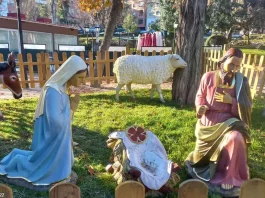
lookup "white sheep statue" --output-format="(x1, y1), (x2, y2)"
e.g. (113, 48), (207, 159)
(113, 54), (187, 103)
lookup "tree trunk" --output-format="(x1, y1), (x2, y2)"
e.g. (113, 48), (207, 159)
(247, 33), (250, 45)
(98, 0), (123, 79)
(172, 0), (207, 106)
(50, 0), (57, 24)
(227, 28), (233, 43)
(99, 0), (123, 53)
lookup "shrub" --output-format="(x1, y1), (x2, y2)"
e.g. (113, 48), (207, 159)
(205, 34), (228, 46)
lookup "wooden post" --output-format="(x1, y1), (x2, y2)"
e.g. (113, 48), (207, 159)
(257, 56), (265, 99)
(97, 51), (102, 85)
(178, 179), (208, 198)
(105, 51), (110, 84)
(40, 51), (46, 83)
(36, 53), (44, 87)
(53, 52), (59, 71)
(49, 183), (80, 198)
(113, 51), (118, 83)
(201, 50), (205, 77)
(115, 181), (145, 198)
(239, 178), (265, 198)
(18, 53), (26, 88)
(0, 183), (13, 198)
(45, 53), (51, 80)
(89, 51), (94, 86)
(27, 53), (35, 88)
(125, 45), (130, 55)
(223, 44), (228, 53)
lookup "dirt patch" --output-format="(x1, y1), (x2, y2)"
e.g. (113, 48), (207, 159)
(0, 80), (173, 100)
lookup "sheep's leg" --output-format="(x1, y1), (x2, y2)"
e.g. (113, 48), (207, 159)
(150, 84), (156, 99)
(156, 84), (165, 103)
(0, 109), (4, 121)
(126, 83), (135, 99)
(116, 84), (125, 101)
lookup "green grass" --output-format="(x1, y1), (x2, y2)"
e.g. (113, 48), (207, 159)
(0, 89), (265, 198)
(240, 48), (265, 55)
(79, 36), (120, 45)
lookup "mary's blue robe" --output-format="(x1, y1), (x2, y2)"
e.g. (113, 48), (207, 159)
(0, 87), (74, 185)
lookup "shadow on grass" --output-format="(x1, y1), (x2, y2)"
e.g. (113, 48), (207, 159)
(81, 89), (192, 110)
(0, 103), (116, 198)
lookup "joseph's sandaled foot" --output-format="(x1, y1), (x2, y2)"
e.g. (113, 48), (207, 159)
(172, 163), (181, 173)
(221, 184), (234, 190)
(73, 141), (79, 146)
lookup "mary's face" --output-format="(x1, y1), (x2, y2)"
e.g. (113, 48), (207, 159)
(67, 71), (87, 87)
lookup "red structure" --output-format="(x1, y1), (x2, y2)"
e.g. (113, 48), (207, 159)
(7, 13), (26, 20)
(36, 18), (52, 24)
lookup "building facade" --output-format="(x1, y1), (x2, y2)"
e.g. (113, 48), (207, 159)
(126, 0), (147, 30)
(125, 0), (160, 30)
(145, 0), (160, 30)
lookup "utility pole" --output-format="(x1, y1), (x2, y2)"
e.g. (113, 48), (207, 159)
(16, 0), (29, 88)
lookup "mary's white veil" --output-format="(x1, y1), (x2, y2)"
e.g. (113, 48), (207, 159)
(34, 55), (87, 120)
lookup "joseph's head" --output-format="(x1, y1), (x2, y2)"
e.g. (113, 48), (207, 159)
(218, 48), (243, 86)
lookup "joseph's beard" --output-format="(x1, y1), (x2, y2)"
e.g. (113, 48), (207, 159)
(222, 72), (234, 86)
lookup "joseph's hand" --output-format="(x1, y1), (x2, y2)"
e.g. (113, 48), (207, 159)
(70, 94), (80, 112)
(214, 91), (232, 104)
(197, 105), (209, 115)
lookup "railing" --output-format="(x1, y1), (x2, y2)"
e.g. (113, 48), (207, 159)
(202, 49), (265, 99)
(0, 49), (172, 89)
(1, 48), (264, 99)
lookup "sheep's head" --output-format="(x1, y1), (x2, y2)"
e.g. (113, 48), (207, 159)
(169, 54), (187, 69)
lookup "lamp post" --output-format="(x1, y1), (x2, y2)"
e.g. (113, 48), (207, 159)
(95, 26), (100, 51)
(16, 0), (29, 88)
(173, 22), (178, 53)
(84, 26), (90, 51)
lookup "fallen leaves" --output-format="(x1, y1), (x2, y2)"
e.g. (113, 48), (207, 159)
(87, 165), (95, 176)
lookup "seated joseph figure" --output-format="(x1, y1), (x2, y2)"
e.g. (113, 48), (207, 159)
(0, 55), (87, 186)
(186, 48), (252, 191)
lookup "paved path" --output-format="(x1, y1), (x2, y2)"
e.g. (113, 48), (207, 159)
(0, 82), (172, 100)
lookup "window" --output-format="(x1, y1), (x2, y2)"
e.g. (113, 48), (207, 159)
(138, 19), (143, 24)
(139, 10), (144, 16)
(139, 2), (144, 6)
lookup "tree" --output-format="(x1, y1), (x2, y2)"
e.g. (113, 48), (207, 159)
(235, 0), (265, 41)
(78, 0), (123, 52)
(172, 0), (207, 105)
(50, 0), (57, 24)
(39, 4), (49, 18)
(57, 0), (70, 24)
(159, 0), (178, 33)
(123, 13), (137, 33)
(21, 0), (40, 21)
(148, 19), (161, 31)
(78, 0), (123, 87)
(206, 0), (238, 41)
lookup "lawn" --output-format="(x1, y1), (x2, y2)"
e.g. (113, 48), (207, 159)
(240, 48), (265, 56)
(0, 89), (265, 198)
